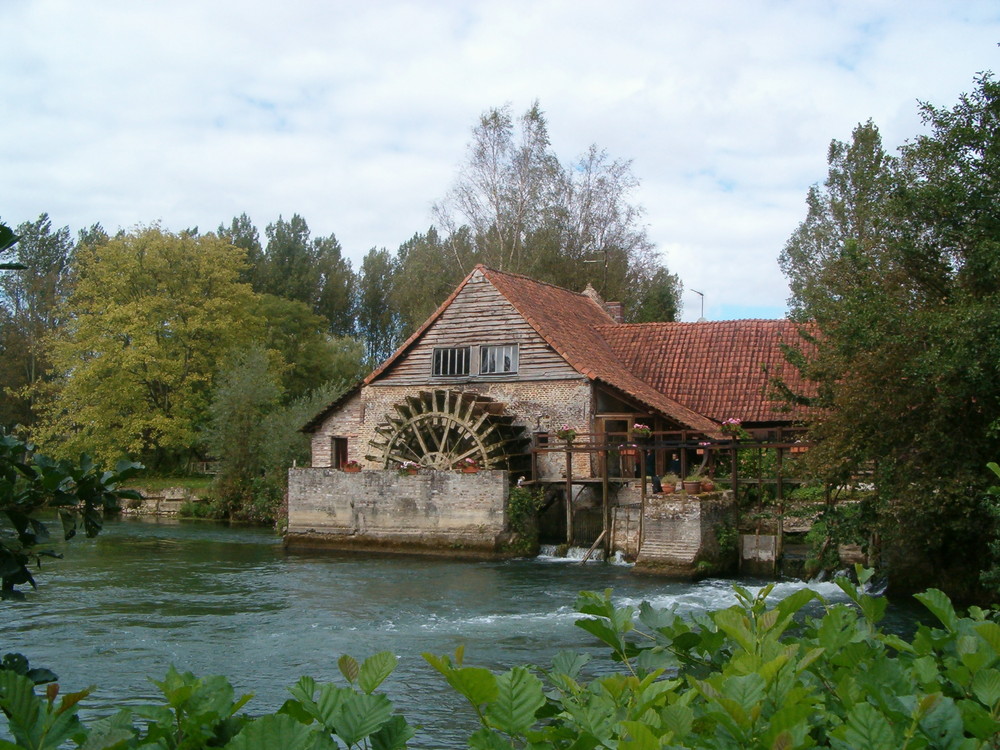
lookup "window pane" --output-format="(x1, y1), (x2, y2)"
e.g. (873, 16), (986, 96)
(433, 347), (470, 376)
(481, 344), (518, 374)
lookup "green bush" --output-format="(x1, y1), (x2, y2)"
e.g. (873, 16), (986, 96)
(178, 499), (228, 520)
(504, 485), (544, 553)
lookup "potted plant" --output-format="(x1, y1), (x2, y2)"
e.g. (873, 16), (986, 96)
(554, 426), (577, 443)
(342, 460), (362, 473)
(632, 423), (652, 440)
(683, 471), (703, 494)
(398, 460), (420, 476)
(662, 472), (681, 493)
(456, 457), (480, 473)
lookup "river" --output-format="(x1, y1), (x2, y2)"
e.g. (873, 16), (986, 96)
(1, 516), (912, 748)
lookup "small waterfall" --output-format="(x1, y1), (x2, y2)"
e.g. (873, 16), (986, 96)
(537, 544), (605, 562)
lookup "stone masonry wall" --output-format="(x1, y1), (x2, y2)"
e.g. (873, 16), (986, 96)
(286, 468), (511, 555)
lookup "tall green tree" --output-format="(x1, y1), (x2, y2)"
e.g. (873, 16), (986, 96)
(392, 227), (467, 338)
(30, 226), (261, 469)
(207, 355), (354, 524)
(253, 294), (364, 401)
(780, 74), (1000, 601)
(632, 266), (683, 322)
(356, 247), (402, 364)
(218, 213), (264, 287)
(0, 214), (76, 430)
(434, 101), (561, 274)
(259, 215), (355, 336)
(207, 346), (283, 521)
(779, 120), (895, 322)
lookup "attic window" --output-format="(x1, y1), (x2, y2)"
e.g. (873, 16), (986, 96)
(432, 347), (470, 377)
(481, 344), (518, 375)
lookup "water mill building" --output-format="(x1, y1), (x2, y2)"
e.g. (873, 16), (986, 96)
(286, 265), (814, 567)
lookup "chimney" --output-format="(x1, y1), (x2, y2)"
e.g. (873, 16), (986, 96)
(605, 301), (624, 324)
(582, 283), (623, 323)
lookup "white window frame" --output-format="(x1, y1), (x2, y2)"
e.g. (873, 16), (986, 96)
(480, 343), (519, 375)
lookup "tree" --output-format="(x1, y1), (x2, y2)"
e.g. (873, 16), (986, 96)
(356, 247), (402, 364)
(258, 214), (355, 336)
(631, 266), (683, 322)
(29, 226), (262, 469)
(206, 347), (283, 521)
(434, 101), (560, 274)
(392, 227), (466, 338)
(779, 120), (896, 322)
(254, 294), (365, 401)
(207, 357), (354, 524)
(218, 213), (264, 287)
(0, 215), (75, 430)
(779, 74), (1000, 602)
(433, 102), (675, 312)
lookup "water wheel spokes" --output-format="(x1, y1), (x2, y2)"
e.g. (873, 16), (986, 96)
(366, 389), (527, 470)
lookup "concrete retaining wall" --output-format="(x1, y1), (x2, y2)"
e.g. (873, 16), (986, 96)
(286, 468), (512, 555)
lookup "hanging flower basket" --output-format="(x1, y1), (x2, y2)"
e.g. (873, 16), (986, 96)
(555, 426), (577, 443)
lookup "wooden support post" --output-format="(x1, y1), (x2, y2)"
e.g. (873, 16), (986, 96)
(565, 448), (573, 545)
(776, 446), (784, 577)
(602, 448), (610, 560)
(732, 443), (741, 574)
(638, 447), (647, 557)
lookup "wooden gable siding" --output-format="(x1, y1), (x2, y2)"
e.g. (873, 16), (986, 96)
(375, 274), (581, 385)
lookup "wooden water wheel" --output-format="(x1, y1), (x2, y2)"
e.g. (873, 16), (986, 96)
(366, 390), (528, 470)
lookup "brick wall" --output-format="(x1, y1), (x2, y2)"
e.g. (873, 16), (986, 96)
(310, 390), (363, 468)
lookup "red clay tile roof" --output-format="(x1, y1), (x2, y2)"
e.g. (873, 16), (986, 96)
(481, 268), (722, 434)
(349, 266), (811, 434)
(598, 320), (818, 424)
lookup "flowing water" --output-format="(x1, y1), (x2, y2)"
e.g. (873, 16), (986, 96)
(2, 517), (915, 747)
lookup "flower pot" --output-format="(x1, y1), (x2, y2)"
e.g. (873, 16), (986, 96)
(700, 480), (715, 492)
(682, 480), (702, 494)
(343, 465), (361, 473)
(460, 467), (479, 474)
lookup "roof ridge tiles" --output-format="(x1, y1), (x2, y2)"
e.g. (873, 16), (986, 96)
(479, 265), (597, 300)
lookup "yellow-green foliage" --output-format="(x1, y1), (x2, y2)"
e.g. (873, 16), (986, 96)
(30, 226), (263, 465)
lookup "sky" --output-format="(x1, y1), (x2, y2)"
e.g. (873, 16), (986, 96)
(3, 1), (998, 321)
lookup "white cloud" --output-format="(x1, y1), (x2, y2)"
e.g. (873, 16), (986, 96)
(2, 0), (998, 320)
